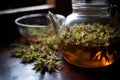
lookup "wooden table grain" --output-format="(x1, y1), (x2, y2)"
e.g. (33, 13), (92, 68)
(0, 45), (120, 80)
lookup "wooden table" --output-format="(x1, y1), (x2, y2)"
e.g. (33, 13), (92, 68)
(0, 45), (120, 80)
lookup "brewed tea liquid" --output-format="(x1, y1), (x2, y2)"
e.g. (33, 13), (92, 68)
(62, 48), (116, 68)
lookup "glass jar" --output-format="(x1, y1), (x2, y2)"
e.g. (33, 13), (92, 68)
(58, 0), (120, 68)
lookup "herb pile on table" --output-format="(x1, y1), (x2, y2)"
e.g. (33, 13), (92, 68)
(11, 33), (61, 73)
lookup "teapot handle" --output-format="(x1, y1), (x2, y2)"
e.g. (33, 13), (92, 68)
(108, 5), (120, 26)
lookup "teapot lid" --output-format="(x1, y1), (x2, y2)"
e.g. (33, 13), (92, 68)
(72, 0), (108, 4)
(72, 0), (109, 7)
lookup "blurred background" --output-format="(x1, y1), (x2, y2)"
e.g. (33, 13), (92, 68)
(0, 0), (119, 46)
(0, 0), (72, 16)
(0, 0), (46, 10)
(0, 0), (72, 46)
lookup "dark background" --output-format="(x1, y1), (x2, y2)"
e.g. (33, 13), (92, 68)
(0, 0), (46, 10)
(0, 0), (72, 16)
(0, 0), (46, 46)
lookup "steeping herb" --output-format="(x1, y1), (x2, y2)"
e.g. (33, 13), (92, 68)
(58, 23), (120, 62)
(59, 23), (120, 47)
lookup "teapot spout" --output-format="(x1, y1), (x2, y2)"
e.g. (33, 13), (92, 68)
(47, 11), (59, 35)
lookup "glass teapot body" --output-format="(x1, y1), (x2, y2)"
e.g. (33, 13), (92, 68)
(58, 0), (120, 68)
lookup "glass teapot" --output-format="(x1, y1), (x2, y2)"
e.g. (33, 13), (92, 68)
(48, 0), (120, 68)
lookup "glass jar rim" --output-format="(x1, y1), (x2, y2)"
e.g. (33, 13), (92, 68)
(72, 3), (108, 7)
